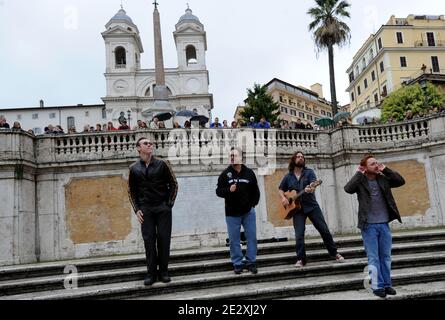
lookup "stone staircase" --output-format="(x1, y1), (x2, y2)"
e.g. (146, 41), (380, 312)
(1, 228), (445, 300)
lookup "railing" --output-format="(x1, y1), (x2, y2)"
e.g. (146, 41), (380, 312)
(414, 40), (444, 47)
(358, 118), (429, 143)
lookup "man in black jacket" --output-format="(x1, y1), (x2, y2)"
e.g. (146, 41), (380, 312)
(344, 155), (405, 298)
(128, 137), (178, 286)
(216, 147), (260, 274)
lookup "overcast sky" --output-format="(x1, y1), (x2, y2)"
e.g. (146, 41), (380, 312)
(0, 0), (444, 122)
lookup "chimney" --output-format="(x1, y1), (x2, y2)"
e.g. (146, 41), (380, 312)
(310, 83), (324, 99)
(39, 99), (44, 108)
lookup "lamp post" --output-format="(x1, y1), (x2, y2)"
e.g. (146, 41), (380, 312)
(419, 78), (428, 109)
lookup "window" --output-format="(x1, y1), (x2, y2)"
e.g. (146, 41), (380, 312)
(367, 100), (371, 108)
(364, 79), (368, 89)
(279, 95), (284, 102)
(370, 48), (374, 59)
(396, 32), (403, 44)
(305, 106), (312, 112)
(432, 56), (440, 72)
(380, 61), (385, 73)
(67, 116), (75, 129)
(374, 93), (379, 103)
(185, 45), (197, 65)
(400, 56), (407, 67)
(357, 86), (361, 95)
(102, 108), (107, 119)
(49, 113), (56, 119)
(326, 112), (332, 117)
(351, 92), (355, 102)
(115, 46), (126, 68)
(307, 115), (313, 121)
(32, 114), (38, 119)
(349, 72), (355, 83)
(427, 32), (436, 47)
(33, 127), (42, 135)
(321, 110), (326, 116)
(382, 85), (388, 97)
(299, 112), (305, 119)
(145, 87), (151, 96)
(291, 109), (296, 116)
(371, 70), (376, 81)
(378, 38), (382, 50)
(17, 114), (22, 120)
(85, 111), (89, 117)
(281, 107), (288, 114)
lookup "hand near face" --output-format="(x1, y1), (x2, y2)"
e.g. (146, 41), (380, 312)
(377, 163), (386, 172)
(357, 166), (366, 174)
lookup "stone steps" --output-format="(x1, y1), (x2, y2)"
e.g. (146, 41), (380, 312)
(1, 228), (444, 300)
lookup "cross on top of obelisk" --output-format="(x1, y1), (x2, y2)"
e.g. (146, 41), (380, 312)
(153, 0), (159, 9)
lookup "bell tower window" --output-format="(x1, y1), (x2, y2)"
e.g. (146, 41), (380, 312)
(115, 47), (127, 68)
(186, 45), (197, 65)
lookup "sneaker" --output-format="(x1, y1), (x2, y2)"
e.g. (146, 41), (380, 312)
(373, 289), (387, 298)
(385, 287), (397, 295)
(294, 260), (305, 268)
(143, 275), (156, 286)
(335, 254), (345, 263)
(234, 266), (243, 274)
(247, 264), (258, 274)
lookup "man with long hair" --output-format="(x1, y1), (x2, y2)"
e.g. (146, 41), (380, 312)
(344, 155), (405, 298)
(278, 151), (344, 267)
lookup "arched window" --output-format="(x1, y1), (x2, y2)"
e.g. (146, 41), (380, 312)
(115, 47), (126, 68)
(145, 87), (151, 96)
(152, 84), (173, 96)
(186, 45), (197, 65)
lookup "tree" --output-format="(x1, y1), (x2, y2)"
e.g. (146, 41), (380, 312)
(381, 83), (444, 122)
(307, 0), (351, 116)
(240, 83), (280, 123)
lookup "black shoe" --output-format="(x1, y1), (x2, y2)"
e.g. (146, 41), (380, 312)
(247, 264), (258, 274)
(373, 289), (387, 298)
(144, 275), (156, 286)
(385, 287), (397, 295)
(159, 272), (171, 283)
(234, 266), (243, 274)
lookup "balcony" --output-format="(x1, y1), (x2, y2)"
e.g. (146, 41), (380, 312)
(414, 40), (444, 47)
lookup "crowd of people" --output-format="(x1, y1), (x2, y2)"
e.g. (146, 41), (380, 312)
(2, 107), (445, 136)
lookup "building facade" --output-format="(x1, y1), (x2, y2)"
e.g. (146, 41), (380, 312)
(346, 15), (445, 123)
(102, 7), (213, 123)
(266, 78), (333, 126)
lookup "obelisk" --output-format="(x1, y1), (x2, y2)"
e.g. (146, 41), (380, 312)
(152, 0), (174, 114)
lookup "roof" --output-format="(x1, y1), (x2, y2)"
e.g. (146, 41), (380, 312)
(0, 104), (105, 112)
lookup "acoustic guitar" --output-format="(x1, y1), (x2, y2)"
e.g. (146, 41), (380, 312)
(279, 180), (323, 220)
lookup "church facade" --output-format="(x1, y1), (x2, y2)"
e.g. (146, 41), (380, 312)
(102, 6), (214, 124)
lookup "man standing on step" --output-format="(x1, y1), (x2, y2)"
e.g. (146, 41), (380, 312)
(128, 137), (178, 286)
(278, 151), (344, 268)
(344, 155), (405, 298)
(216, 147), (260, 275)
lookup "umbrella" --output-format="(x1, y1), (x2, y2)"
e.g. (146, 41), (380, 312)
(315, 117), (334, 127)
(175, 110), (198, 117)
(356, 116), (373, 124)
(153, 112), (172, 121)
(190, 115), (209, 124)
(333, 112), (351, 123)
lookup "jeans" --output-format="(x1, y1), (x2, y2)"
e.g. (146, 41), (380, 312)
(293, 205), (338, 263)
(361, 223), (392, 290)
(225, 208), (257, 268)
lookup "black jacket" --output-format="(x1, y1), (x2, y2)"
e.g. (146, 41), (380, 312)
(216, 165), (260, 216)
(344, 167), (405, 229)
(128, 157), (178, 212)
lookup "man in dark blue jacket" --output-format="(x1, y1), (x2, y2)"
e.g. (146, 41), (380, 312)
(216, 147), (260, 274)
(279, 151), (344, 267)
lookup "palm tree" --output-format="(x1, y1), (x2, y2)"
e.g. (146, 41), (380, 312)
(308, 0), (351, 116)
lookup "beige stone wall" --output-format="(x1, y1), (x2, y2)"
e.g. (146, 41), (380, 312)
(386, 160), (430, 216)
(65, 176), (132, 244)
